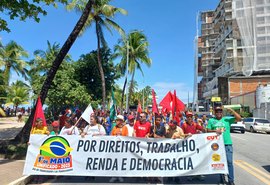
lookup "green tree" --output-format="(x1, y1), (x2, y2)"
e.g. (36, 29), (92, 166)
(67, 0), (127, 110)
(0, 41), (29, 86)
(74, 48), (120, 102)
(128, 80), (138, 105)
(6, 80), (30, 115)
(0, 0), (68, 32)
(28, 41), (71, 94)
(113, 30), (152, 110)
(139, 85), (152, 110)
(29, 41), (91, 114)
(0, 71), (6, 104)
(16, 0), (94, 143)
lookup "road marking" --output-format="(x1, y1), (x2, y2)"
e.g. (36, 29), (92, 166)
(234, 160), (270, 185)
(231, 135), (247, 141)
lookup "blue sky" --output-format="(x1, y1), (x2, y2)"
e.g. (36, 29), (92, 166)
(0, 0), (218, 103)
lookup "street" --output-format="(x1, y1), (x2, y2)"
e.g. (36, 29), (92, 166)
(32, 132), (270, 185)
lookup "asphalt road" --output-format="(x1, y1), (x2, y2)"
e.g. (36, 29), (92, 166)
(29, 132), (270, 185)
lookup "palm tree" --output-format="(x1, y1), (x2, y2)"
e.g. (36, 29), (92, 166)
(29, 41), (71, 94)
(0, 41), (29, 86)
(114, 30), (152, 111)
(6, 80), (30, 115)
(16, 0), (94, 143)
(67, 0), (127, 110)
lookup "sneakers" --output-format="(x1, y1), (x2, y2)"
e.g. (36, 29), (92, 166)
(228, 182), (235, 185)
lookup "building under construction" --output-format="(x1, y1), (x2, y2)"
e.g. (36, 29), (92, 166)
(197, 0), (270, 112)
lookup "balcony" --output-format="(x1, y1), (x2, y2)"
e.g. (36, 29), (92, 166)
(203, 88), (219, 98)
(214, 63), (233, 77)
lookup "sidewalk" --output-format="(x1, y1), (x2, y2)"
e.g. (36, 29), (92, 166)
(0, 159), (31, 185)
(0, 117), (25, 140)
(0, 117), (31, 185)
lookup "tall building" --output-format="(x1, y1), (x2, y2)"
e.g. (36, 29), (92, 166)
(197, 0), (270, 111)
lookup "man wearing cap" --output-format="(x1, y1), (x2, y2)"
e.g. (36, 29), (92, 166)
(133, 112), (151, 138)
(165, 120), (185, 139)
(207, 106), (241, 185)
(109, 115), (126, 183)
(181, 112), (204, 136)
(126, 115), (135, 137)
(111, 115), (128, 136)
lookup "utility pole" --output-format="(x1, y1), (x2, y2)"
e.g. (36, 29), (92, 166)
(188, 91), (189, 110)
(125, 39), (129, 112)
(193, 11), (199, 113)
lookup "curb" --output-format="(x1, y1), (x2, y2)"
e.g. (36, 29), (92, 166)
(8, 175), (32, 185)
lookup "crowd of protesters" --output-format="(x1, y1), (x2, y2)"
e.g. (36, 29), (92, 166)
(30, 106), (239, 185)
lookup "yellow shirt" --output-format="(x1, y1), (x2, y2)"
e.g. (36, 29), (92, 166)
(31, 126), (48, 135)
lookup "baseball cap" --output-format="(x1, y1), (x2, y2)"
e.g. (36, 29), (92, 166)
(128, 115), (135, 120)
(186, 111), (193, 116)
(169, 120), (178, 126)
(116, 115), (124, 121)
(51, 121), (59, 127)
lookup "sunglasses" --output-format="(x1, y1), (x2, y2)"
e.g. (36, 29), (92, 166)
(216, 111), (223, 113)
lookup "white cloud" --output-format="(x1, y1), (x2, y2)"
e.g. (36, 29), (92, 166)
(152, 82), (193, 104)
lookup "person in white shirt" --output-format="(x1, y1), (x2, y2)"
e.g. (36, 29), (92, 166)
(60, 120), (80, 135)
(126, 115), (135, 137)
(81, 115), (106, 137)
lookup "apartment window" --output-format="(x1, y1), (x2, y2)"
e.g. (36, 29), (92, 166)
(257, 27), (265, 34)
(257, 7), (264, 14)
(237, 40), (242, 47)
(256, 0), (264, 5)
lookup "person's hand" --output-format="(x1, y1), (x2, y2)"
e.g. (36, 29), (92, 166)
(226, 107), (234, 113)
(81, 132), (86, 138)
(216, 128), (223, 135)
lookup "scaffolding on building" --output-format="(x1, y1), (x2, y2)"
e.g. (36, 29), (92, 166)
(233, 0), (270, 76)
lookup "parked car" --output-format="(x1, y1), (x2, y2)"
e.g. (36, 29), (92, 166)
(243, 117), (270, 134)
(230, 119), (245, 133)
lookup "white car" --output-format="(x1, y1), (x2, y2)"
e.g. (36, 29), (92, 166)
(230, 119), (245, 134)
(243, 117), (270, 134)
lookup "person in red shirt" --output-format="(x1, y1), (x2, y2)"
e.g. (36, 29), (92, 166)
(181, 111), (205, 181)
(133, 112), (151, 138)
(181, 111), (204, 136)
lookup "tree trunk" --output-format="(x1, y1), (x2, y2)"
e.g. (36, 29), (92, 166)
(128, 72), (135, 106)
(120, 77), (127, 114)
(15, 0), (94, 144)
(4, 65), (10, 86)
(95, 21), (106, 111)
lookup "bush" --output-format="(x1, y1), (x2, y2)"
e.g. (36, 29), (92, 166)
(240, 111), (252, 118)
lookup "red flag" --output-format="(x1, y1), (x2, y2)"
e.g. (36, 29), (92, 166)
(172, 90), (186, 123)
(32, 96), (47, 127)
(137, 101), (142, 114)
(159, 91), (173, 112)
(152, 89), (159, 115)
(172, 90), (181, 123)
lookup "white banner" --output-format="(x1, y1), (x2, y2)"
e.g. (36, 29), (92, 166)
(23, 133), (228, 177)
